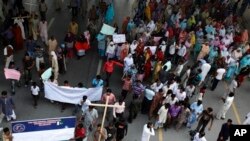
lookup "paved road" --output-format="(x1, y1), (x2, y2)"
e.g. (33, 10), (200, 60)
(0, 0), (250, 141)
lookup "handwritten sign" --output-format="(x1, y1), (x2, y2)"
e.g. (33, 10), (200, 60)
(100, 24), (116, 35)
(4, 68), (21, 80)
(113, 34), (126, 43)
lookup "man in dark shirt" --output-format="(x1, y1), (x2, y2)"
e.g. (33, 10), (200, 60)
(217, 119), (232, 141)
(195, 107), (214, 133)
(23, 53), (35, 86)
(115, 118), (128, 141)
(105, 122), (116, 141)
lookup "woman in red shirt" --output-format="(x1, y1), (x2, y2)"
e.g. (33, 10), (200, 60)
(103, 59), (123, 87)
(70, 123), (86, 141)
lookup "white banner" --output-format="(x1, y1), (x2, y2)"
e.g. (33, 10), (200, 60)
(44, 82), (103, 104)
(113, 34), (126, 43)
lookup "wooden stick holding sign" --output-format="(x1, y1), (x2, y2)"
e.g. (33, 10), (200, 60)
(89, 96), (125, 141)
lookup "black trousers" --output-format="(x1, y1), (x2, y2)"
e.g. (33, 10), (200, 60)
(211, 78), (220, 91)
(141, 97), (152, 114)
(32, 95), (39, 106)
(195, 119), (209, 133)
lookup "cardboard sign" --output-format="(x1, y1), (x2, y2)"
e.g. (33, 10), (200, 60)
(113, 34), (126, 43)
(100, 24), (116, 35)
(4, 68), (21, 80)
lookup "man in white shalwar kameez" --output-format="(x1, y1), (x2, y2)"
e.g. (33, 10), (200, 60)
(123, 53), (134, 74)
(141, 122), (155, 141)
(216, 92), (235, 120)
(39, 20), (48, 45)
(199, 61), (211, 85)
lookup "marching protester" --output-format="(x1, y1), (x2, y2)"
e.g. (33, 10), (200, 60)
(217, 119), (232, 141)
(30, 82), (40, 108)
(0, 91), (16, 121)
(141, 122), (155, 141)
(216, 92), (235, 120)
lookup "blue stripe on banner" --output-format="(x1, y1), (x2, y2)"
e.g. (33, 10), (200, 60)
(11, 116), (76, 133)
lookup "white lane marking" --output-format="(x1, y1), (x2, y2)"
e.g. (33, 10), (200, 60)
(96, 60), (103, 75)
(48, 17), (55, 31)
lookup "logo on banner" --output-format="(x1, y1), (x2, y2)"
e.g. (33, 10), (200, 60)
(230, 125), (250, 141)
(13, 124), (26, 132)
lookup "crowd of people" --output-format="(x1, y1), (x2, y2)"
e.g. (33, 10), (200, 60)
(1, 0), (250, 141)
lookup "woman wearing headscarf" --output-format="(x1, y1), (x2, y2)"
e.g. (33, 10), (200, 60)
(208, 46), (219, 64)
(152, 61), (162, 82)
(64, 32), (75, 58)
(51, 51), (59, 80)
(106, 41), (116, 60)
(120, 42), (130, 62)
(75, 35), (89, 59)
(197, 42), (210, 60)
(225, 59), (238, 81)
(12, 23), (24, 50)
(237, 54), (250, 74)
(105, 3), (115, 25)
(96, 33), (106, 57)
(144, 59), (152, 80)
(145, 5), (151, 21)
